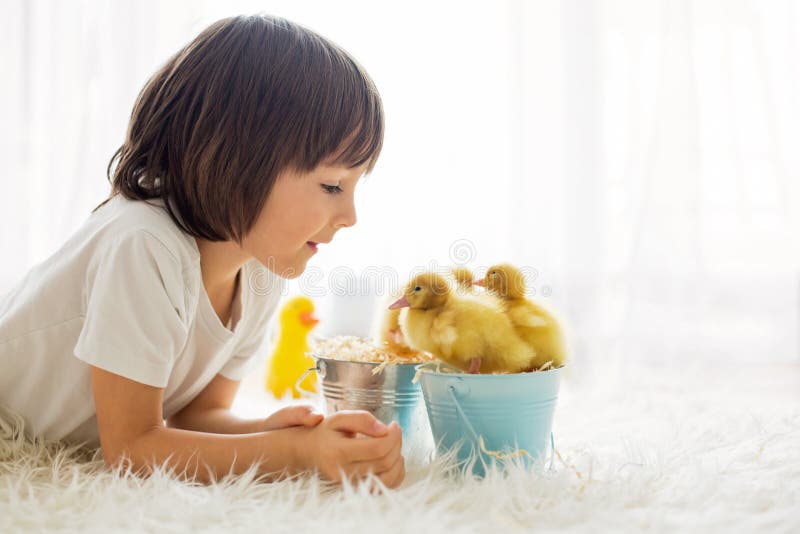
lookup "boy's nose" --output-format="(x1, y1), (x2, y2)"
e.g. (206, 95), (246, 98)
(335, 202), (357, 228)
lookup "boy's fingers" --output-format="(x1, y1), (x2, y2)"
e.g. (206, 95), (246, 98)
(303, 411), (324, 426)
(350, 451), (405, 489)
(329, 410), (389, 437)
(376, 432), (403, 473)
(293, 404), (318, 415)
(292, 405), (323, 426)
(346, 422), (402, 463)
(378, 454), (405, 489)
(264, 405), (322, 429)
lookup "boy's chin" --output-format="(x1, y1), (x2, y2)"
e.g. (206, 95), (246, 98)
(261, 258), (307, 280)
(280, 268), (305, 280)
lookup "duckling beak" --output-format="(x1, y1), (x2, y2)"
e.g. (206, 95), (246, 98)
(299, 311), (319, 327)
(388, 295), (410, 309)
(473, 279), (486, 287)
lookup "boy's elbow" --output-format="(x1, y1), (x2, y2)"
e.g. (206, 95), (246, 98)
(99, 426), (163, 474)
(100, 443), (138, 474)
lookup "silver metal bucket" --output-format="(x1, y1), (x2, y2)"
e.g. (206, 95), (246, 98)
(296, 355), (434, 461)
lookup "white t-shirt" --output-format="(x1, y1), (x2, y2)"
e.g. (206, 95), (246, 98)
(0, 195), (285, 445)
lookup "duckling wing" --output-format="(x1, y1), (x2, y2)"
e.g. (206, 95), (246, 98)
(509, 307), (548, 328)
(430, 309), (458, 357)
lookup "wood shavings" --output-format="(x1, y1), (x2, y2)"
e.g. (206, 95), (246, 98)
(412, 366), (425, 384)
(311, 335), (434, 375)
(371, 360), (389, 376)
(412, 361), (463, 383)
(555, 449), (585, 480)
(478, 435), (533, 461)
(412, 359), (561, 381)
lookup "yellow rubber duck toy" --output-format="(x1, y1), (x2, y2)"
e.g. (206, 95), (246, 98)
(265, 296), (320, 399)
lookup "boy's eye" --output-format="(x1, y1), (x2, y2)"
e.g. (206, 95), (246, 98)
(321, 184), (343, 195)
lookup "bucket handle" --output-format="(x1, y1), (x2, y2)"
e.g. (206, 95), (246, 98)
(294, 365), (320, 398)
(447, 384), (556, 472)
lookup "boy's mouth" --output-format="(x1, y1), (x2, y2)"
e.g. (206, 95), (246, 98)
(306, 241), (318, 252)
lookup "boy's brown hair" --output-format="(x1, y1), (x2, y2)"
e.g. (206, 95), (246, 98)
(95, 14), (383, 244)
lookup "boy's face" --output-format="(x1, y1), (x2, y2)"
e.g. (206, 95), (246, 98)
(242, 163), (366, 279)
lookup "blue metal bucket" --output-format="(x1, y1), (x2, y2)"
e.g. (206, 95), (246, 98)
(418, 364), (563, 477)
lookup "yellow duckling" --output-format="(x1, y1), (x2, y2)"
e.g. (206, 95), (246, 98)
(372, 266), (494, 351)
(449, 265), (504, 309)
(266, 296), (320, 399)
(389, 272), (534, 374)
(476, 263), (567, 369)
(449, 266), (476, 293)
(372, 267), (481, 350)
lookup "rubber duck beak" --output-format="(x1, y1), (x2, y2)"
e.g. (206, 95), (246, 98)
(473, 279), (486, 287)
(388, 295), (410, 309)
(299, 311), (319, 327)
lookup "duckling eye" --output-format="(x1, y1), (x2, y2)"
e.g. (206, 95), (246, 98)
(491, 271), (497, 276)
(413, 286), (421, 292)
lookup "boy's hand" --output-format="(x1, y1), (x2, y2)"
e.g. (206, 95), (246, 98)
(294, 410), (405, 489)
(263, 405), (324, 431)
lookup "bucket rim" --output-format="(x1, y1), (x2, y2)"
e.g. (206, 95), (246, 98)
(308, 353), (428, 368)
(414, 361), (566, 378)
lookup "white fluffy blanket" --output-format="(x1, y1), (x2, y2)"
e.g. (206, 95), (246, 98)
(1, 362), (798, 533)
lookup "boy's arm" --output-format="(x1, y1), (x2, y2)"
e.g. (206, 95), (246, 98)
(166, 374), (280, 434)
(90, 366), (307, 483)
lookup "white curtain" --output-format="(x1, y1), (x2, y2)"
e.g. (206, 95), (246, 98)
(2, 0), (797, 374)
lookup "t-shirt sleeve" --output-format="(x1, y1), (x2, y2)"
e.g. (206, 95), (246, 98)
(73, 230), (189, 388)
(218, 274), (284, 381)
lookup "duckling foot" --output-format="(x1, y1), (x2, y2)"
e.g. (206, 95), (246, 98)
(468, 357), (482, 374)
